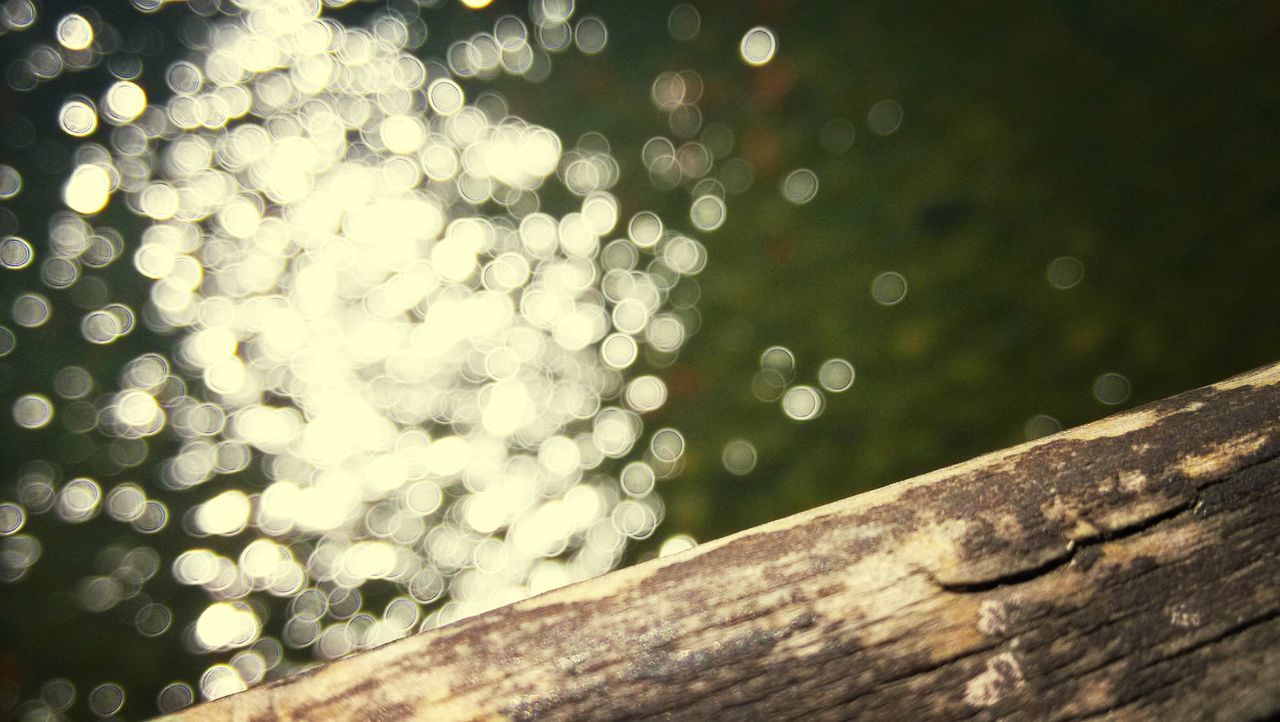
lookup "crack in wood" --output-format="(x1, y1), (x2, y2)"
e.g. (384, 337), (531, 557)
(928, 448), (1280, 595)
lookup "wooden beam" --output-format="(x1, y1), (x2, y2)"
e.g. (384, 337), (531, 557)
(167, 362), (1280, 721)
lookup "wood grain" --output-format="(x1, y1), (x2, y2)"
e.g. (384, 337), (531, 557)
(165, 362), (1280, 721)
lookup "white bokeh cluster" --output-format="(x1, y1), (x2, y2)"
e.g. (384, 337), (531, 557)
(50, 0), (705, 703)
(0, 0), (722, 713)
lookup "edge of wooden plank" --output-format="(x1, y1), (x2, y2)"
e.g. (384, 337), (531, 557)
(167, 361), (1280, 721)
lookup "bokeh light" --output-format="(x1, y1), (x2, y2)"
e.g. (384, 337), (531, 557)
(54, 14), (93, 51)
(1093, 373), (1132, 405)
(781, 168), (819, 205)
(690, 194), (726, 231)
(781, 385), (825, 422)
(1023, 414), (1062, 441)
(867, 99), (904, 136)
(0, 237), (33, 269)
(0, 165), (23, 199)
(13, 394), (53, 430)
(63, 164), (112, 214)
(721, 439), (758, 476)
(668, 5), (700, 42)
(11, 293), (49, 327)
(88, 684), (125, 717)
(58, 98), (98, 137)
(820, 118), (855, 153)
(871, 271), (908, 305)
(739, 27), (778, 66)
(1047, 256), (1085, 289)
(658, 534), (696, 556)
(817, 359), (855, 392)
(102, 81), (147, 125)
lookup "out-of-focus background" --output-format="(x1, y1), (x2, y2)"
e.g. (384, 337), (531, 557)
(1, 0), (1278, 718)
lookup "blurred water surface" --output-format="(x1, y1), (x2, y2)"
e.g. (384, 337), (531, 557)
(0, 1), (1277, 718)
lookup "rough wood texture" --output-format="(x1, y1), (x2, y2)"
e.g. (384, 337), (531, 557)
(169, 362), (1280, 721)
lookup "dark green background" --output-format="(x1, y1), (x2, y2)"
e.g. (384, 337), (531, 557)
(528, 0), (1280, 545)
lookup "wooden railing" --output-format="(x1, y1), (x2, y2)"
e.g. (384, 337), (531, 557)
(167, 361), (1280, 721)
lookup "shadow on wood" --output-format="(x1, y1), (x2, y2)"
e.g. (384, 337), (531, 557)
(166, 362), (1280, 721)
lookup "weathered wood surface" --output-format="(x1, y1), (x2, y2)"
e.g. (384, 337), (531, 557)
(169, 362), (1280, 721)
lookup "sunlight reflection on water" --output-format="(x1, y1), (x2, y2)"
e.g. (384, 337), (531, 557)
(0, 0), (721, 715)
